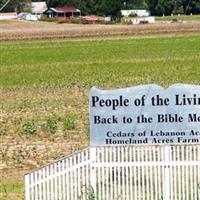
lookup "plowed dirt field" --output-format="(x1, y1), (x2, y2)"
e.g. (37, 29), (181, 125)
(1, 20), (200, 41)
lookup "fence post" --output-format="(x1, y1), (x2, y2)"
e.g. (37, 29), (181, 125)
(90, 147), (97, 197)
(164, 145), (171, 200)
(25, 174), (30, 200)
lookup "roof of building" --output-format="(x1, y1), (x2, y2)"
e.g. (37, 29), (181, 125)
(45, 6), (80, 13)
(32, 2), (47, 14)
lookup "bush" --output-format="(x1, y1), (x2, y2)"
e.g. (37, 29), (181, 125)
(43, 116), (58, 134)
(39, 15), (57, 22)
(57, 17), (81, 24)
(0, 126), (7, 136)
(22, 120), (37, 135)
(121, 17), (133, 25)
(63, 114), (76, 131)
(69, 17), (81, 24)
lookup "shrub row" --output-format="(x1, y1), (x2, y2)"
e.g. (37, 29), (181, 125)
(22, 114), (76, 136)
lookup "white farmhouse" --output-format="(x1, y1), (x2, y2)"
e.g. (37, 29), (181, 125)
(31, 2), (47, 19)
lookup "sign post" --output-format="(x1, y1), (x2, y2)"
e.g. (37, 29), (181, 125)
(89, 84), (199, 199)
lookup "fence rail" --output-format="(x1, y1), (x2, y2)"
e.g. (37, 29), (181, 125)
(25, 145), (200, 200)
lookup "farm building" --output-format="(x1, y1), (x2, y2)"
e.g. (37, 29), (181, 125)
(43, 6), (81, 19)
(121, 9), (150, 17)
(31, 2), (47, 19)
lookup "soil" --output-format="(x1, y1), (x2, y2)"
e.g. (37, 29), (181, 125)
(1, 20), (200, 41)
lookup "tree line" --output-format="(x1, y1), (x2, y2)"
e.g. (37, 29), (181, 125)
(1, 0), (200, 17)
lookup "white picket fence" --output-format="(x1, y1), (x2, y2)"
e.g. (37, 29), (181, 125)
(25, 144), (200, 200)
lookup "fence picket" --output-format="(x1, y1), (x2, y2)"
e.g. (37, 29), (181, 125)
(25, 145), (200, 200)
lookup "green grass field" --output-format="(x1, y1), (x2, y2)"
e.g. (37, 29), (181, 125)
(0, 180), (24, 200)
(0, 181), (23, 193)
(155, 14), (200, 21)
(1, 35), (200, 88)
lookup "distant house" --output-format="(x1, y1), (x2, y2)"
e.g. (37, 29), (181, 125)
(31, 2), (47, 19)
(17, 1), (47, 21)
(121, 9), (150, 17)
(43, 6), (81, 19)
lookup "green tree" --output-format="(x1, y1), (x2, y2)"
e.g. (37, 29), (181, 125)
(98, 0), (123, 19)
(46, 0), (63, 7)
(172, 0), (184, 14)
(0, 0), (31, 12)
(125, 0), (148, 9)
(0, 0), (16, 12)
(147, 0), (158, 15)
(155, 0), (174, 15)
(187, 0), (200, 14)
(79, 0), (98, 15)
(155, 0), (165, 15)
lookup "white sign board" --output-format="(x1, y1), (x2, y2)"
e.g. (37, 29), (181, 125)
(89, 84), (200, 146)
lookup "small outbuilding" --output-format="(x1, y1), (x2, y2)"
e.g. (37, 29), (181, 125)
(43, 6), (81, 19)
(121, 9), (150, 17)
